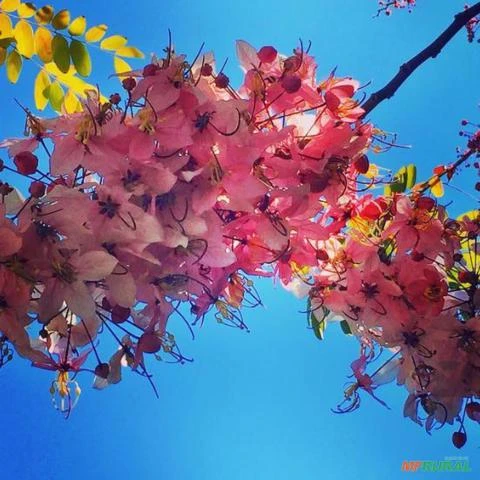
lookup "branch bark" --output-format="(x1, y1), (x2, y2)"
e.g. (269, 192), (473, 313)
(362, 2), (480, 116)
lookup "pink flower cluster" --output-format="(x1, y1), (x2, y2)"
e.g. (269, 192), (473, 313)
(0, 41), (369, 414)
(306, 195), (479, 446)
(0, 38), (478, 449)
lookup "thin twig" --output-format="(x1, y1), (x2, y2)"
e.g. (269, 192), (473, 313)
(362, 2), (480, 115)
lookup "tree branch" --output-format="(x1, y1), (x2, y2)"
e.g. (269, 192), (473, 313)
(362, 2), (480, 116)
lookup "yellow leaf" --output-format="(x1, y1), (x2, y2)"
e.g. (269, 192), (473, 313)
(68, 16), (86, 36)
(44, 63), (106, 102)
(5, 49), (22, 83)
(70, 39), (91, 77)
(17, 2), (36, 17)
(51, 9), (70, 30)
(0, 13), (13, 38)
(52, 34), (69, 73)
(34, 5), (53, 24)
(115, 45), (144, 58)
(100, 34), (127, 51)
(13, 19), (34, 57)
(457, 210), (479, 222)
(45, 80), (63, 111)
(63, 89), (81, 114)
(0, 0), (20, 12)
(34, 26), (52, 62)
(34, 69), (50, 110)
(430, 177), (444, 198)
(0, 46), (6, 65)
(85, 23), (107, 43)
(113, 55), (132, 78)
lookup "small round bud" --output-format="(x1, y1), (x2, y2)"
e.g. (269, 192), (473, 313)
(281, 74), (302, 94)
(111, 305), (130, 324)
(29, 181), (46, 198)
(466, 402), (480, 421)
(122, 77), (137, 92)
(214, 72), (230, 89)
(143, 64), (158, 77)
(353, 155), (370, 174)
(109, 93), (121, 105)
(138, 333), (162, 353)
(201, 63), (213, 76)
(257, 46), (277, 63)
(452, 431), (467, 449)
(94, 363), (110, 379)
(14, 151), (38, 175)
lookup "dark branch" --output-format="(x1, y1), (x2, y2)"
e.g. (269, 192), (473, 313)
(362, 2), (480, 116)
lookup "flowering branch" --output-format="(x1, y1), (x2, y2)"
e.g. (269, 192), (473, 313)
(362, 2), (480, 115)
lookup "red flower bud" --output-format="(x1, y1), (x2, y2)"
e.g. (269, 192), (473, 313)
(257, 46), (277, 63)
(138, 333), (162, 353)
(215, 72), (230, 89)
(122, 77), (137, 92)
(452, 431), (467, 449)
(29, 181), (46, 198)
(201, 63), (213, 76)
(109, 93), (121, 105)
(94, 363), (110, 379)
(111, 305), (131, 324)
(14, 151), (38, 175)
(143, 64), (158, 77)
(353, 155), (370, 174)
(281, 74), (302, 94)
(466, 402), (480, 421)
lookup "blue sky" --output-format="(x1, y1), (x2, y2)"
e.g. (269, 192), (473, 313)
(0, 1), (479, 479)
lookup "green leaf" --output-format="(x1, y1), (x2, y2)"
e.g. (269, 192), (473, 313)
(378, 238), (396, 264)
(6, 49), (22, 83)
(406, 164), (417, 189)
(52, 34), (70, 73)
(70, 39), (91, 77)
(45, 80), (64, 111)
(310, 306), (329, 341)
(340, 320), (352, 336)
(34, 69), (50, 110)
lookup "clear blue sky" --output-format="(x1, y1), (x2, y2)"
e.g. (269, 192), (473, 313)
(0, 1), (478, 479)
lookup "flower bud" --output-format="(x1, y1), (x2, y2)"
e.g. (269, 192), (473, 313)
(14, 151), (38, 175)
(452, 431), (467, 449)
(257, 46), (277, 63)
(215, 72), (230, 89)
(122, 77), (137, 92)
(29, 181), (46, 198)
(281, 74), (301, 94)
